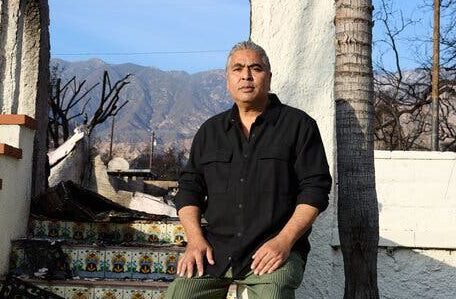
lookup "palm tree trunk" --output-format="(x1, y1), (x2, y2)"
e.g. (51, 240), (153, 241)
(335, 0), (379, 298)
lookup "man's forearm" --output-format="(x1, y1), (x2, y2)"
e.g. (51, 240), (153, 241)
(275, 204), (319, 249)
(178, 205), (205, 243)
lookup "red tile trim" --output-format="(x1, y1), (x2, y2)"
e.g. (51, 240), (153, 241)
(0, 114), (37, 130)
(0, 143), (22, 159)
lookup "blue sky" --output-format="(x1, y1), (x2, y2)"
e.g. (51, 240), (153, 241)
(49, 0), (250, 73)
(50, 0), (438, 73)
(372, 0), (435, 71)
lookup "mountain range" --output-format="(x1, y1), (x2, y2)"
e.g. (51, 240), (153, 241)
(52, 59), (233, 159)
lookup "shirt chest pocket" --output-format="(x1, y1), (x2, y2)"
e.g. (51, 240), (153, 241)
(257, 147), (292, 193)
(201, 149), (232, 194)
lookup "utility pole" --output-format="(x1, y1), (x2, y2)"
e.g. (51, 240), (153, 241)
(149, 131), (155, 170)
(431, 0), (440, 151)
(109, 116), (115, 160)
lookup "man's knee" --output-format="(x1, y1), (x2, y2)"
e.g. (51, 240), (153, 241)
(236, 252), (306, 299)
(165, 276), (231, 299)
(273, 251), (306, 288)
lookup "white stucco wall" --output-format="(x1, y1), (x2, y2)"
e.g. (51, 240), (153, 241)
(0, 125), (35, 276)
(250, 1), (456, 298)
(0, 0), (50, 197)
(250, 1), (342, 298)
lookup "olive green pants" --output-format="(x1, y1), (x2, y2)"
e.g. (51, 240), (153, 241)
(165, 251), (305, 299)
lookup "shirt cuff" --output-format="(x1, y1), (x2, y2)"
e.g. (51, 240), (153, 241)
(296, 189), (329, 213)
(174, 189), (205, 212)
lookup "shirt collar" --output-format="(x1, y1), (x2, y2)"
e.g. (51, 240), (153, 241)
(224, 93), (282, 131)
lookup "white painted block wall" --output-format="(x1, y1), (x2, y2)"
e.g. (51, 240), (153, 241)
(332, 151), (456, 249)
(376, 151), (456, 248)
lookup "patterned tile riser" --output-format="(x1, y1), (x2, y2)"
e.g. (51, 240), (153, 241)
(130, 250), (160, 279)
(36, 285), (168, 299)
(94, 287), (123, 299)
(28, 220), (186, 245)
(67, 246), (181, 280)
(55, 286), (67, 297)
(35, 284), (238, 299)
(9, 242), (182, 281)
(105, 249), (132, 279)
(75, 248), (105, 279)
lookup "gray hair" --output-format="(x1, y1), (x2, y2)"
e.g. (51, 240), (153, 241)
(226, 40), (271, 72)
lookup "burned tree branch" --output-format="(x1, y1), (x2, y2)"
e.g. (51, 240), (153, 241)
(48, 67), (132, 148)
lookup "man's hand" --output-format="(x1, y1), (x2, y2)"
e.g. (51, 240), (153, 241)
(177, 237), (215, 278)
(251, 204), (320, 276)
(251, 235), (292, 276)
(176, 205), (214, 278)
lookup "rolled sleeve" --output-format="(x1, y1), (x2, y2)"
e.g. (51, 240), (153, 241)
(294, 119), (332, 213)
(174, 188), (205, 212)
(174, 130), (207, 212)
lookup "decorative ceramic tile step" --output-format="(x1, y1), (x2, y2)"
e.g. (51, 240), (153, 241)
(28, 218), (186, 245)
(17, 278), (170, 299)
(19, 278), (239, 299)
(10, 240), (184, 281)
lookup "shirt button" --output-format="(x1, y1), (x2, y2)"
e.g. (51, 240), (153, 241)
(243, 154), (248, 158)
(237, 232), (242, 237)
(238, 203), (243, 208)
(251, 133), (256, 138)
(228, 256), (231, 261)
(240, 178), (245, 183)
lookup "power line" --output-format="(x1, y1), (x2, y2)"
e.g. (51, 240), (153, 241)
(52, 49), (229, 56)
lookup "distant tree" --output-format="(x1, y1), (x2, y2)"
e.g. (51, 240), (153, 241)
(437, 0), (456, 67)
(131, 147), (186, 180)
(435, 0), (456, 150)
(373, 0), (456, 151)
(373, 0), (430, 150)
(437, 82), (456, 150)
(48, 66), (131, 149)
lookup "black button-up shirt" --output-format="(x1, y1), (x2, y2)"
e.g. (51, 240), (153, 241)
(175, 94), (332, 277)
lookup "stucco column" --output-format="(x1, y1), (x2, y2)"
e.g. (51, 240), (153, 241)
(25, 0), (50, 197)
(250, 1), (342, 297)
(0, 0), (49, 275)
(0, 0), (50, 196)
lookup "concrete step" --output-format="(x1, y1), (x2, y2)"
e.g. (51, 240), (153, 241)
(10, 239), (185, 281)
(28, 218), (186, 246)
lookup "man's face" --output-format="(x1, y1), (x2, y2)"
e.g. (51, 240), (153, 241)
(226, 49), (271, 105)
